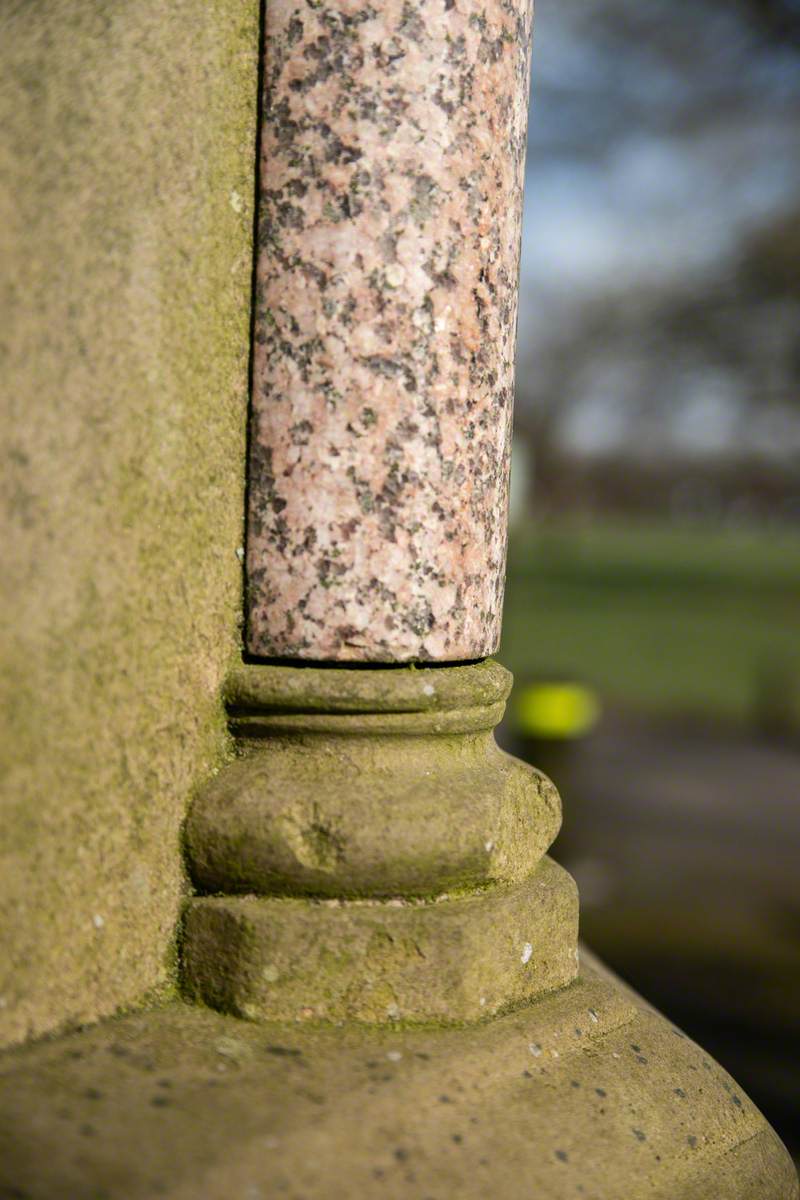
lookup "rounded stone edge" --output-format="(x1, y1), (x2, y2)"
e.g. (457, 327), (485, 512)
(224, 658), (512, 714)
(2, 960), (796, 1200)
(228, 701), (508, 739)
(186, 749), (561, 900)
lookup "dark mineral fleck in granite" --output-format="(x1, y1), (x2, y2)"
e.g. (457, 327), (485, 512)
(246, 0), (534, 661)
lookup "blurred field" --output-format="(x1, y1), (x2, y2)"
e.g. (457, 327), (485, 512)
(499, 518), (800, 1152)
(501, 520), (800, 728)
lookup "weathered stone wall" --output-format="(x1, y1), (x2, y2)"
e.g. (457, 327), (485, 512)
(0, 0), (258, 1047)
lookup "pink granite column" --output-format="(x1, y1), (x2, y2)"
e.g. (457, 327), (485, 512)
(247, 0), (534, 662)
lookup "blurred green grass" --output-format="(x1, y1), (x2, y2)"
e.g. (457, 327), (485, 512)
(500, 521), (800, 725)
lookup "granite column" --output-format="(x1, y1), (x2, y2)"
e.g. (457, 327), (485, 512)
(245, 0), (533, 664)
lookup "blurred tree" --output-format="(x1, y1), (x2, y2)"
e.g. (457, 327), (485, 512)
(516, 0), (800, 521)
(742, 0), (800, 44)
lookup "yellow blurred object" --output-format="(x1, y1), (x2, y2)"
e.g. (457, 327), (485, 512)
(514, 682), (601, 740)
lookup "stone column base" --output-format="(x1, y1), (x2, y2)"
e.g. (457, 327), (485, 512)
(182, 660), (576, 1023)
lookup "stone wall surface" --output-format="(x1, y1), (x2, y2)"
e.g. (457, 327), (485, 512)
(247, 0), (534, 662)
(0, 0), (258, 1048)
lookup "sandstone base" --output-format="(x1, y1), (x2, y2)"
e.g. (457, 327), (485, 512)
(0, 952), (795, 1200)
(183, 857), (578, 1025)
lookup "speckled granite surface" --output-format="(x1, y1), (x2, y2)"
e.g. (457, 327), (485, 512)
(247, 0), (534, 661)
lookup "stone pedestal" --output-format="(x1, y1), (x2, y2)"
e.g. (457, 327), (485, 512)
(2, 957), (796, 1200)
(174, 660), (797, 1197)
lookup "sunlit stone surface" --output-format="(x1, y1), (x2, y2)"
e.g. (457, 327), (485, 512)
(247, 0), (534, 661)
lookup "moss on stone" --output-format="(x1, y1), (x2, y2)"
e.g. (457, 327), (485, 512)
(183, 857), (579, 1025)
(187, 726), (563, 899)
(0, 956), (795, 1198)
(226, 657), (512, 713)
(0, 0), (259, 1048)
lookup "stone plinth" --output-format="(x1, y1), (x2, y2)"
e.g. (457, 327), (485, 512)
(246, 0), (534, 661)
(2, 959), (796, 1200)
